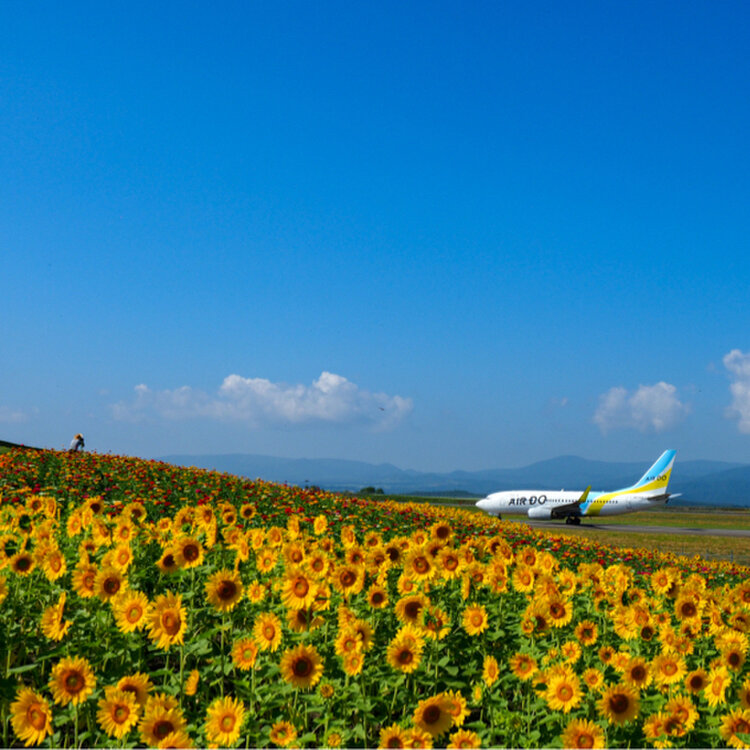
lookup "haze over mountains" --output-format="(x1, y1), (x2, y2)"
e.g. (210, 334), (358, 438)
(160, 453), (750, 508)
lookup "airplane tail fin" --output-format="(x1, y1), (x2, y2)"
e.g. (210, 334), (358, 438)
(625, 450), (676, 495)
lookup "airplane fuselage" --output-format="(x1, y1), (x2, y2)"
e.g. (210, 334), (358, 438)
(475, 450), (678, 523)
(476, 489), (666, 519)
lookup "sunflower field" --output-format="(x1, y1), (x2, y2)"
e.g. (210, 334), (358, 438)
(1, 449), (750, 749)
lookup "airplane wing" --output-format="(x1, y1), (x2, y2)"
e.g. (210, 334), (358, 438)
(547, 485), (590, 519)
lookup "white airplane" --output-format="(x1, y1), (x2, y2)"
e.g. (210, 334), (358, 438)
(475, 450), (679, 524)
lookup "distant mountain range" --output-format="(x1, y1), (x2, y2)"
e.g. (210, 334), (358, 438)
(159, 453), (750, 508)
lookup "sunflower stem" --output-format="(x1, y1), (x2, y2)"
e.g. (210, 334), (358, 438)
(220, 616), (226, 698)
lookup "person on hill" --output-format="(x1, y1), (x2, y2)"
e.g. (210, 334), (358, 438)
(68, 434), (85, 452)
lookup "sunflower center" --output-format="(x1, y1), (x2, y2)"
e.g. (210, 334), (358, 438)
(293, 579), (309, 596)
(727, 651), (741, 667)
(423, 705), (442, 725)
(15, 557), (31, 571)
(414, 557), (429, 574)
(340, 571), (356, 587)
(689, 675), (704, 690)
(405, 602), (422, 619)
(27, 706), (47, 730)
(398, 649), (414, 665)
(736, 719), (750, 734)
(104, 578), (121, 595)
(557, 684), (573, 701)
(293, 657), (313, 677)
(162, 611), (181, 635)
(263, 625), (276, 640)
(371, 592), (385, 605)
(64, 671), (83, 693)
(154, 720), (175, 739)
(113, 705), (130, 723)
(218, 581), (237, 600)
(386, 737), (403, 748)
(183, 544), (199, 561)
(631, 666), (646, 681)
(609, 694), (630, 715)
(681, 602), (696, 617)
(662, 662), (677, 676)
(220, 714), (236, 731)
(127, 605), (143, 622)
(577, 732), (595, 748)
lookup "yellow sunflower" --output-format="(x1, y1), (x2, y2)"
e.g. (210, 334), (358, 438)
(482, 655), (499, 687)
(148, 591), (187, 650)
(545, 669), (582, 713)
(331, 563), (364, 598)
(412, 694), (454, 738)
(204, 695), (245, 747)
(387, 626), (425, 674)
(253, 612), (283, 652)
(509, 653), (537, 681)
(156, 549), (180, 574)
(719, 708), (750, 750)
(582, 668), (605, 692)
(269, 720), (297, 747)
(462, 604), (489, 637)
(139, 706), (188, 747)
(231, 637), (258, 670)
(574, 619), (598, 646)
(281, 567), (316, 609)
(117, 672), (154, 706)
(343, 651), (364, 677)
(10, 688), (52, 747)
(157, 729), (196, 748)
(652, 653), (687, 687)
(97, 686), (140, 739)
(94, 566), (128, 602)
(113, 590), (152, 633)
(9, 551), (34, 576)
(623, 657), (652, 689)
(407, 726), (434, 748)
(174, 537), (204, 569)
(598, 683), (639, 725)
(378, 723), (409, 748)
(184, 669), (199, 696)
(280, 644), (324, 689)
(404, 547), (435, 582)
(71, 563), (98, 598)
(246, 579), (267, 603)
(446, 728), (481, 749)
(205, 569), (244, 613)
(395, 594), (429, 626)
(40, 592), (72, 641)
(560, 718), (606, 749)
(705, 666), (732, 708)
(40, 547), (67, 581)
(48, 655), (97, 706)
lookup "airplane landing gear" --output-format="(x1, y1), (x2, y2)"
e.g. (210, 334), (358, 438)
(565, 516), (581, 525)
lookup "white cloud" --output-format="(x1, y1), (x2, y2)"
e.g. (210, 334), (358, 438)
(593, 382), (689, 434)
(0, 406), (28, 424)
(112, 372), (413, 429)
(723, 349), (750, 433)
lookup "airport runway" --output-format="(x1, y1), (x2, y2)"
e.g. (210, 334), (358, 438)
(506, 519), (750, 538)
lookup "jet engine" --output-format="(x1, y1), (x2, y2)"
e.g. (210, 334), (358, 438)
(527, 506), (553, 520)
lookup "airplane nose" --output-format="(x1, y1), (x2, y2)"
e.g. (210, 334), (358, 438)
(475, 497), (491, 511)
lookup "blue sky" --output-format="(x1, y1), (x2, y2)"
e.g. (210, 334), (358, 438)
(2, 1), (750, 471)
